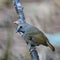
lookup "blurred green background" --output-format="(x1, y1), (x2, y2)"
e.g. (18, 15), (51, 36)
(0, 0), (60, 60)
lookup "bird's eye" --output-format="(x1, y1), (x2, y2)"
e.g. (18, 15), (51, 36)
(20, 26), (22, 28)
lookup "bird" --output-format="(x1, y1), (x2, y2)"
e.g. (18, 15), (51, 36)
(14, 21), (55, 51)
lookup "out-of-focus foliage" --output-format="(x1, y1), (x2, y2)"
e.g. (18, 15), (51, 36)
(2, 0), (12, 7)
(53, 0), (60, 6)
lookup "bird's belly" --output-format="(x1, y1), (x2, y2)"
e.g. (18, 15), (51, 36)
(22, 28), (48, 46)
(23, 35), (39, 46)
(23, 34), (46, 46)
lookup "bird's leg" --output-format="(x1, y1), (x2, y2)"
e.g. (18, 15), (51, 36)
(27, 44), (39, 60)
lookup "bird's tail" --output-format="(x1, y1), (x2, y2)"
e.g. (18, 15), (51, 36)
(47, 41), (55, 51)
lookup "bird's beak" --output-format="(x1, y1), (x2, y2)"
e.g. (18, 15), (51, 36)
(13, 21), (19, 33)
(13, 21), (19, 25)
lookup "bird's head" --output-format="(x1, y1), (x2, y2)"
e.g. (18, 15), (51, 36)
(13, 20), (31, 33)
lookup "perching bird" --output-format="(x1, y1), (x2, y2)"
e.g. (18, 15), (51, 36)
(14, 21), (55, 51)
